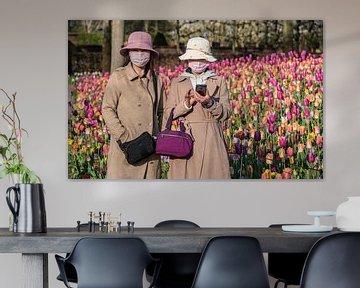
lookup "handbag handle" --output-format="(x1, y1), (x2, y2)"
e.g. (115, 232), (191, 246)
(166, 108), (186, 132)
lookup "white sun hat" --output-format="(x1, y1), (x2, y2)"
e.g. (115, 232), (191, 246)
(179, 37), (217, 62)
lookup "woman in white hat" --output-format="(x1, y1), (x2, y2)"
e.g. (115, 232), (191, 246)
(102, 31), (164, 179)
(164, 37), (230, 179)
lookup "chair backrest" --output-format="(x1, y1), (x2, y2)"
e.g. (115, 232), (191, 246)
(151, 220), (201, 287)
(191, 236), (270, 288)
(300, 232), (360, 288)
(66, 237), (154, 288)
(155, 219), (200, 228)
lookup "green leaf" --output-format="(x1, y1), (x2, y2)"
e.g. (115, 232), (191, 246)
(0, 168), (9, 179)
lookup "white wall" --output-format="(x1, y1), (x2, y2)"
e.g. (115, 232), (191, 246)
(1, 0), (360, 287)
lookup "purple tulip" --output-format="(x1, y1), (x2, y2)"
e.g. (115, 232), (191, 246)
(268, 124), (275, 134)
(268, 114), (276, 123)
(235, 143), (243, 155)
(254, 130), (261, 141)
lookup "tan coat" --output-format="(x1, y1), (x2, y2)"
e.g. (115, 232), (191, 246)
(164, 74), (230, 179)
(102, 63), (164, 179)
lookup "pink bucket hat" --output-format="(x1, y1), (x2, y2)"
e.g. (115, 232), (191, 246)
(120, 31), (158, 56)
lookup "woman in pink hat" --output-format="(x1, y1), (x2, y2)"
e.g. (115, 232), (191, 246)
(102, 31), (164, 179)
(164, 37), (231, 179)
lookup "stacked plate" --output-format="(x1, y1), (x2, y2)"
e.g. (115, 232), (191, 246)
(282, 211), (336, 232)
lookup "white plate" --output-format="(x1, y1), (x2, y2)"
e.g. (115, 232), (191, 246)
(282, 225), (333, 232)
(338, 227), (360, 232)
(307, 211), (336, 217)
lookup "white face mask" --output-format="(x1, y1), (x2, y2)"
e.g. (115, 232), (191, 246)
(129, 51), (151, 68)
(188, 61), (209, 74)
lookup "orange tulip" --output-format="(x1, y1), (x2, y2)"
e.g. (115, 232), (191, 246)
(261, 169), (271, 179)
(278, 148), (285, 159)
(282, 168), (293, 179)
(299, 126), (306, 135)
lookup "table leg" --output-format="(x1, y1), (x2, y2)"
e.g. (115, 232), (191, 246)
(22, 253), (48, 288)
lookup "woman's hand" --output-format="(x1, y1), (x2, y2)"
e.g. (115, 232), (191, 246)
(185, 89), (196, 108)
(193, 90), (213, 107)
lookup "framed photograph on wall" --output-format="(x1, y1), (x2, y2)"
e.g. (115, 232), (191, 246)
(68, 20), (323, 180)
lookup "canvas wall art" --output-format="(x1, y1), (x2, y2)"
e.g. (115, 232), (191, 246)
(68, 20), (323, 180)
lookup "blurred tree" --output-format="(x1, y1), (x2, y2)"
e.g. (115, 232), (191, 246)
(102, 20), (111, 72)
(81, 20), (103, 34)
(283, 20), (294, 52)
(111, 20), (125, 72)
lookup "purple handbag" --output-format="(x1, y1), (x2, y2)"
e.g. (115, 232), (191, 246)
(156, 109), (194, 158)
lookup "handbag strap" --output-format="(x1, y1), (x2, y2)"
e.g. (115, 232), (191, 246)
(152, 70), (158, 123)
(166, 108), (186, 132)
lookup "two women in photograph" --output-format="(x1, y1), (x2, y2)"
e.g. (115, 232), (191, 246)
(102, 32), (230, 179)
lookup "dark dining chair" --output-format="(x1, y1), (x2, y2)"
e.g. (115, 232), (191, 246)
(300, 232), (360, 288)
(191, 236), (270, 288)
(56, 223), (99, 284)
(55, 237), (161, 288)
(268, 224), (308, 288)
(147, 220), (201, 288)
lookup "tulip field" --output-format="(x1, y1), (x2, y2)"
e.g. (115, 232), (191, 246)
(68, 51), (323, 179)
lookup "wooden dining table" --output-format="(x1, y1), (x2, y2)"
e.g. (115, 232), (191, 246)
(0, 226), (340, 288)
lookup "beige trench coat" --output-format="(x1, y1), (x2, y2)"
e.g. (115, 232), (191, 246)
(164, 74), (230, 179)
(102, 63), (164, 179)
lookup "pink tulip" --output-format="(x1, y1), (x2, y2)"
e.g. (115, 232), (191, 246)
(279, 136), (287, 148)
(286, 147), (294, 157)
(304, 108), (311, 118)
(308, 152), (316, 163)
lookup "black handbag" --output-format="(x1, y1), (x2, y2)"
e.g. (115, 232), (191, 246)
(118, 132), (155, 165)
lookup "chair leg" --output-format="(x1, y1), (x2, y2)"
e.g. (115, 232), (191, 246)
(274, 280), (289, 288)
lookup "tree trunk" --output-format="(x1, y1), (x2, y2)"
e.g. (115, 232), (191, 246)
(144, 20), (149, 32)
(283, 20), (294, 52)
(176, 20), (181, 53)
(111, 20), (125, 73)
(102, 20), (111, 72)
(232, 20), (237, 53)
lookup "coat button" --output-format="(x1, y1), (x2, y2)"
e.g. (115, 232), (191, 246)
(137, 103), (142, 107)
(138, 123), (142, 126)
